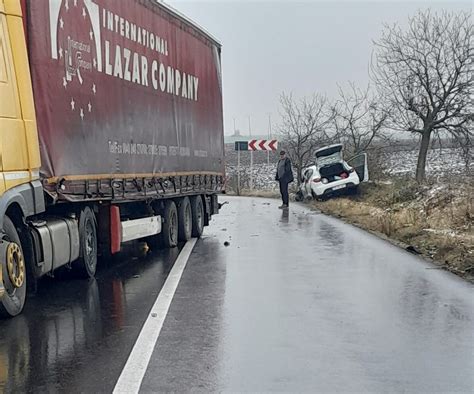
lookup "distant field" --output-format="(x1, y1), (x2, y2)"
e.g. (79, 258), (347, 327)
(224, 146), (472, 191)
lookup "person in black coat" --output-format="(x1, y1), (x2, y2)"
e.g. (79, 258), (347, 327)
(275, 150), (294, 208)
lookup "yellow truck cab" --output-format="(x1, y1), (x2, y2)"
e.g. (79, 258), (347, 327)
(0, 0), (45, 316)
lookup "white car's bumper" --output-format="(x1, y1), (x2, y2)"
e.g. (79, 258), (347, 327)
(311, 172), (360, 197)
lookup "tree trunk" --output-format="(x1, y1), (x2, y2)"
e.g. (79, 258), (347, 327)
(416, 130), (431, 182)
(296, 162), (302, 186)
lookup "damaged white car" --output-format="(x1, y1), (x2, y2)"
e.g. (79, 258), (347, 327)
(295, 144), (368, 201)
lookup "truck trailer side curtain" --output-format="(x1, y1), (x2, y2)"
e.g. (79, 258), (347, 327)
(29, 0), (223, 181)
(104, 42), (199, 101)
(101, 7), (199, 100)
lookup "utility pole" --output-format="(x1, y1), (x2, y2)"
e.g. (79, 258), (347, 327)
(248, 115), (253, 190)
(234, 117), (240, 195)
(237, 143), (241, 196)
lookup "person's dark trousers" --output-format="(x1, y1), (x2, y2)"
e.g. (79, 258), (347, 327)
(279, 180), (289, 206)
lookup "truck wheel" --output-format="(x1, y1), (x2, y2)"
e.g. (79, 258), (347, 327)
(74, 207), (98, 278)
(177, 197), (192, 242)
(162, 200), (178, 248)
(0, 216), (27, 317)
(190, 196), (204, 238)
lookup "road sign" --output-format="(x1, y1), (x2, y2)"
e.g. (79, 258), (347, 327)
(234, 140), (278, 151)
(234, 139), (278, 193)
(234, 141), (249, 151)
(248, 139), (278, 151)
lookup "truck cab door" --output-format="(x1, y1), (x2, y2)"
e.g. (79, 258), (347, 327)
(0, 12), (19, 121)
(347, 153), (369, 182)
(0, 7), (31, 191)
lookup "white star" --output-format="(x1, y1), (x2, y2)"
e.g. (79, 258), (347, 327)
(93, 58), (97, 69)
(63, 77), (67, 88)
(65, 0), (69, 11)
(88, 102), (92, 112)
(59, 47), (63, 58)
(89, 30), (94, 40)
(82, 7), (87, 18)
(80, 108), (84, 120)
(92, 83), (96, 94)
(60, 18), (64, 29)
(70, 98), (75, 110)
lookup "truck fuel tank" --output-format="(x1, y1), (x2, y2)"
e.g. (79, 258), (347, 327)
(29, 217), (80, 277)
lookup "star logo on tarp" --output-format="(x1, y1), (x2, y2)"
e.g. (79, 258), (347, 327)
(56, 0), (98, 121)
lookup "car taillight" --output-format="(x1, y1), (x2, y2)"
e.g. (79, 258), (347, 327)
(340, 172), (348, 179)
(313, 177), (321, 183)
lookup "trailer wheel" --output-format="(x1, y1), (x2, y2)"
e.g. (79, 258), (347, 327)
(162, 200), (178, 248)
(190, 196), (204, 238)
(0, 216), (27, 318)
(74, 207), (98, 278)
(177, 197), (192, 242)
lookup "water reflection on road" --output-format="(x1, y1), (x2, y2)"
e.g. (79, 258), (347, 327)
(0, 246), (180, 392)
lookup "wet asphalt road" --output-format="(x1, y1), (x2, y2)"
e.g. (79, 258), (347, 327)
(1, 196), (473, 393)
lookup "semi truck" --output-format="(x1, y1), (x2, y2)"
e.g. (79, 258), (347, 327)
(0, 0), (225, 317)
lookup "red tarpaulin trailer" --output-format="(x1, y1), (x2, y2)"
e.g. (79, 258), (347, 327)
(26, 0), (224, 200)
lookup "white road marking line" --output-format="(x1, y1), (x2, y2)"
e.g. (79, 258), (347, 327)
(113, 238), (198, 394)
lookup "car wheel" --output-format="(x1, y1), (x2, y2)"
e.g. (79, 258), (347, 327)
(295, 190), (304, 202)
(348, 186), (359, 196)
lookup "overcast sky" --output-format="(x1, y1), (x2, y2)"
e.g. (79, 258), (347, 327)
(167, 0), (471, 136)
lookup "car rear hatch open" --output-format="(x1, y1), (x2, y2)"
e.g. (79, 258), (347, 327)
(315, 144), (347, 181)
(315, 144), (343, 163)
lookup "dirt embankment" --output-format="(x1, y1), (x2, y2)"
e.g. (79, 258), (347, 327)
(310, 178), (473, 282)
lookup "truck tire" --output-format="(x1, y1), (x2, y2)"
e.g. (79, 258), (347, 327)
(190, 196), (204, 238)
(0, 216), (27, 318)
(74, 207), (98, 278)
(177, 197), (192, 242)
(162, 200), (178, 248)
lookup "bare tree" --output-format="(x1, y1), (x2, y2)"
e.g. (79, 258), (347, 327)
(371, 10), (473, 182)
(278, 93), (333, 185)
(331, 82), (390, 156)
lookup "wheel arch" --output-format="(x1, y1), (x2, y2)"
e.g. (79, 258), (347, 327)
(5, 202), (25, 227)
(0, 181), (45, 231)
